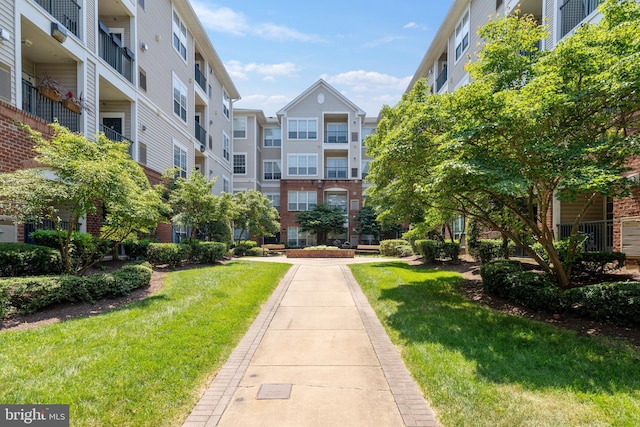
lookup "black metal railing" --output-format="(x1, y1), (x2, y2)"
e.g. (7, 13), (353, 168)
(560, 0), (604, 39)
(195, 66), (207, 91)
(557, 219), (613, 252)
(325, 131), (348, 143)
(325, 167), (348, 179)
(22, 80), (80, 132)
(98, 21), (134, 83)
(34, 0), (81, 38)
(195, 122), (207, 145)
(24, 219), (81, 244)
(99, 123), (133, 155)
(436, 64), (448, 92)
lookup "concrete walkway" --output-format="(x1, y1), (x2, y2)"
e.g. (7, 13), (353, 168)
(182, 257), (439, 427)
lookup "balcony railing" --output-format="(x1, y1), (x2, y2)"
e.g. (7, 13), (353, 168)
(195, 66), (207, 91)
(325, 167), (348, 179)
(325, 131), (348, 143)
(99, 123), (133, 156)
(560, 0), (604, 39)
(557, 219), (613, 252)
(436, 64), (448, 92)
(34, 0), (81, 38)
(98, 21), (134, 83)
(22, 80), (80, 132)
(195, 122), (207, 146)
(24, 219), (80, 244)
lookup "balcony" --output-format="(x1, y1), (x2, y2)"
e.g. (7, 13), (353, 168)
(560, 0), (604, 39)
(34, 0), (81, 38)
(24, 218), (81, 244)
(325, 167), (348, 179)
(325, 131), (348, 144)
(436, 64), (448, 93)
(99, 123), (133, 156)
(98, 21), (134, 83)
(557, 219), (613, 252)
(195, 66), (207, 91)
(22, 80), (80, 132)
(195, 122), (207, 146)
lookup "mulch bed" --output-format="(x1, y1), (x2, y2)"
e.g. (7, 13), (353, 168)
(3, 257), (639, 349)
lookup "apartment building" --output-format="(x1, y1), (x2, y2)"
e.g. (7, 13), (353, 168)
(0, 0), (239, 243)
(232, 80), (379, 247)
(407, 0), (640, 255)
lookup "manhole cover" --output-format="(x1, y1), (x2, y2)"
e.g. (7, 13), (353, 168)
(256, 384), (292, 400)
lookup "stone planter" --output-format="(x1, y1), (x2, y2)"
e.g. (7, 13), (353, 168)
(286, 249), (355, 258)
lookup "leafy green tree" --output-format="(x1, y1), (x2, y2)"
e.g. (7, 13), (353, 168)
(230, 190), (280, 243)
(366, 0), (640, 288)
(354, 206), (381, 240)
(296, 203), (346, 245)
(165, 170), (232, 240)
(0, 122), (168, 274)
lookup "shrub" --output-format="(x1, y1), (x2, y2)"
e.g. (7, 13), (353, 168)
(146, 243), (191, 266)
(380, 239), (409, 257)
(566, 282), (640, 325)
(0, 243), (63, 277)
(471, 239), (514, 264)
(506, 272), (565, 313)
(247, 247), (265, 257)
(0, 262), (152, 316)
(233, 241), (258, 257)
(479, 259), (524, 298)
(572, 251), (626, 277)
(192, 242), (227, 264)
(415, 240), (440, 263)
(441, 242), (460, 261)
(31, 229), (111, 269)
(122, 238), (158, 260)
(396, 245), (414, 257)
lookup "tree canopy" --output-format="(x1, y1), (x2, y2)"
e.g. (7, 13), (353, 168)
(366, 0), (640, 288)
(296, 203), (347, 245)
(230, 190), (280, 242)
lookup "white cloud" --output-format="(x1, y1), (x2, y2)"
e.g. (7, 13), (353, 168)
(403, 22), (428, 30)
(225, 60), (300, 80)
(191, 1), (322, 42)
(363, 35), (404, 48)
(321, 70), (412, 93)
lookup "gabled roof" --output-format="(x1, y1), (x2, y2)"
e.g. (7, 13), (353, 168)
(276, 79), (366, 119)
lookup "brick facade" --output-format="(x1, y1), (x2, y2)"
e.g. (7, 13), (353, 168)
(613, 156), (640, 254)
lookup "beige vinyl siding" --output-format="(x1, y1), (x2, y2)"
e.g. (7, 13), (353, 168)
(85, 0), (96, 51)
(544, 0), (556, 50)
(85, 60), (97, 130)
(0, 0), (15, 103)
(621, 219), (640, 256)
(559, 194), (606, 224)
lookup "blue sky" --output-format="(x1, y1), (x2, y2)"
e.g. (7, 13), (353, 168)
(191, 1), (455, 117)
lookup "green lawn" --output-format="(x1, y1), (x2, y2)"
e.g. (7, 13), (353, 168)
(350, 262), (640, 427)
(0, 261), (290, 426)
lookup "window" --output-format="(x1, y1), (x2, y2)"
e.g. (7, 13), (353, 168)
(362, 128), (375, 146)
(173, 144), (187, 179)
(455, 10), (470, 61)
(266, 194), (280, 211)
(326, 158), (347, 179)
(326, 192), (347, 211)
(173, 75), (187, 122)
(288, 119), (317, 140)
(233, 117), (247, 138)
(288, 154), (318, 176)
(223, 91), (230, 119)
(288, 191), (317, 211)
(287, 227), (312, 247)
(362, 160), (371, 179)
(326, 123), (348, 143)
(138, 0), (145, 9)
(139, 68), (147, 91)
(223, 176), (230, 193)
(172, 10), (187, 60)
(264, 161), (281, 180)
(233, 154), (246, 174)
(223, 132), (230, 162)
(139, 142), (147, 165)
(264, 128), (281, 147)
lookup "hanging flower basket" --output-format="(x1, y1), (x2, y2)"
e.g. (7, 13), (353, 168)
(38, 85), (62, 102)
(37, 73), (64, 102)
(62, 98), (81, 113)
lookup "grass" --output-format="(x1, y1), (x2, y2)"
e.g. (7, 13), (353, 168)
(0, 260), (290, 426)
(350, 262), (640, 427)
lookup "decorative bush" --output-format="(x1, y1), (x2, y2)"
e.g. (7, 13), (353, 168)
(0, 243), (63, 277)
(0, 262), (152, 317)
(479, 259), (524, 298)
(122, 238), (159, 260)
(146, 243), (191, 266)
(232, 240), (258, 257)
(247, 247), (265, 257)
(415, 240), (440, 263)
(380, 239), (410, 256)
(565, 282), (640, 325)
(572, 251), (626, 277)
(471, 239), (514, 264)
(303, 245), (340, 250)
(191, 242), (227, 264)
(440, 242), (460, 261)
(30, 229), (111, 269)
(396, 245), (414, 257)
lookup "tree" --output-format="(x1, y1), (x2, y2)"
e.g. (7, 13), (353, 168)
(165, 169), (232, 240)
(296, 203), (346, 245)
(0, 122), (168, 274)
(230, 190), (280, 243)
(366, 0), (640, 288)
(354, 206), (382, 242)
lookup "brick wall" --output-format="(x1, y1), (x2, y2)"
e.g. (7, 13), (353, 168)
(613, 156), (640, 253)
(0, 101), (52, 173)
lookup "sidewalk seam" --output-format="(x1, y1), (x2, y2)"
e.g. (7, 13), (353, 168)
(340, 265), (441, 427)
(182, 264), (300, 427)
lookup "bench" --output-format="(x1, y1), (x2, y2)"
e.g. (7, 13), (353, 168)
(355, 244), (381, 254)
(261, 244), (286, 255)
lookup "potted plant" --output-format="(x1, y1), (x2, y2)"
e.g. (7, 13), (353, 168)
(62, 91), (83, 114)
(37, 73), (64, 102)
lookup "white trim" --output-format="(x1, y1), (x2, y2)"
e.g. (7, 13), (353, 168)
(454, 6), (470, 64)
(233, 116), (247, 139)
(287, 153), (319, 177)
(286, 117), (319, 141)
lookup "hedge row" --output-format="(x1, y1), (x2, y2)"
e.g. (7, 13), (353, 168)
(146, 242), (227, 266)
(414, 240), (460, 263)
(479, 260), (640, 325)
(380, 240), (413, 257)
(0, 263), (152, 318)
(469, 239), (515, 264)
(31, 229), (111, 268)
(0, 243), (63, 277)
